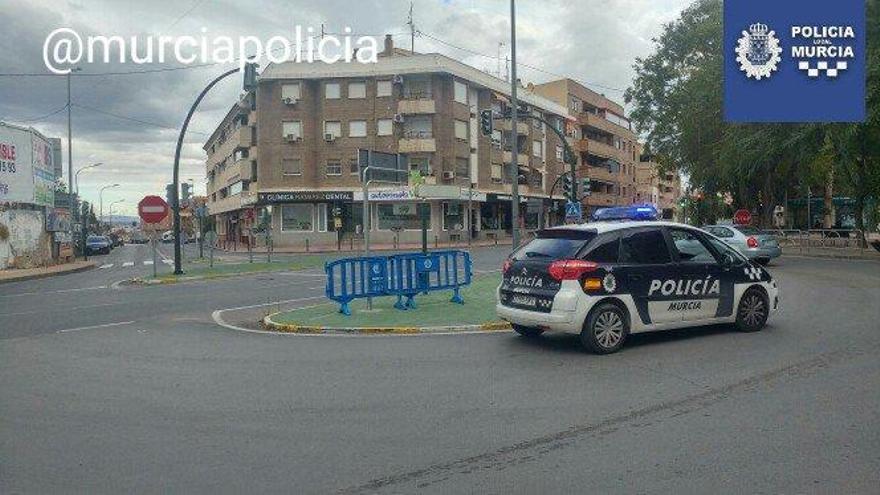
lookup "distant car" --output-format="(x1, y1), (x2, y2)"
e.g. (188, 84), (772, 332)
(129, 232), (149, 244)
(161, 230), (174, 243)
(701, 225), (781, 264)
(85, 235), (112, 255)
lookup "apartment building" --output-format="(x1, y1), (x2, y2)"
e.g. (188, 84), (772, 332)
(531, 79), (639, 216)
(203, 36), (570, 248)
(635, 159), (682, 219)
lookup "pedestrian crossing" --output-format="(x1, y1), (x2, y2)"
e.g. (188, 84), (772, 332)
(98, 260), (173, 269)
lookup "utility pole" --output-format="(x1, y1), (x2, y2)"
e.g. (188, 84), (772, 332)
(407, 1), (415, 52)
(66, 69), (79, 256)
(509, 0), (520, 250)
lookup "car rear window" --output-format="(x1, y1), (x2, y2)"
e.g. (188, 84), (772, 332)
(87, 236), (103, 242)
(512, 229), (596, 261)
(735, 226), (762, 235)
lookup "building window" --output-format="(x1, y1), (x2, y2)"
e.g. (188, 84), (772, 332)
(282, 121), (302, 140)
(454, 120), (468, 141)
(556, 145), (563, 160)
(532, 140), (543, 158)
(377, 118), (393, 136)
(325, 82), (340, 99)
(377, 203), (427, 230)
(453, 80), (468, 104)
(348, 81), (366, 99)
(455, 157), (469, 178)
(281, 204), (314, 232)
(281, 83), (301, 100)
(409, 157), (431, 175)
(317, 204), (328, 232)
(443, 202), (465, 231)
(228, 181), (243, 195)
(326, 161), (342, 176)
(403, 116), (432, 138)
(403, 78), (431, 99)
(532, 111), (543, 130)
(324, 121), (342, 138)
(491, 164), (502, 183)
(348, 120), (367, 137)
(377, 80), (392, 97)
(491, 129), (502, 148)
(350, 157), (360, 175)
(282, 158), (302, 176)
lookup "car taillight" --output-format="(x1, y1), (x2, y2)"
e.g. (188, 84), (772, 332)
(548, 259), (598, 281)
(747, 236), (759, 248)
(502, 258), (513, 275)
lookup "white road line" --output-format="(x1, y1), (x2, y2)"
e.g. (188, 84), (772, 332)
(99, 263), (113, 269)
(0, 285), (108, 298)
(57, 320), (135, 334)
(122, 262), (134, 267)
(143, 260), (154, 265)
(162, 259), (173, 265)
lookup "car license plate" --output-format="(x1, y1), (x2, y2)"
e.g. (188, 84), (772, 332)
(510, 294), (537, 307)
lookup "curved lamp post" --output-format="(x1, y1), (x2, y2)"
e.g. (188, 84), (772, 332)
(99, 183), (119, 227)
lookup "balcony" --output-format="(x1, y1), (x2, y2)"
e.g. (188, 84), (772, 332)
(232, 126), (254, 150)
(584, 192), (619, 207)
(586, 139), (621, 160)
(585, 166), (619, 183)
(208, 194), (244, 215)
(399, 131), (436, 153)
(398, 99), (436, 114)
(578, 111), (629, 136)
(500, 120), (530, 135)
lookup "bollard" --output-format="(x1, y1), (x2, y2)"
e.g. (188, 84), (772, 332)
(305, 238), (310, 252)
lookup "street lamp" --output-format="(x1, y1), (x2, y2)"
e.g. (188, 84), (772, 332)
(75, 162), (102, 196)
(99, 183), (120, 227)
(108, 199), (125, 224)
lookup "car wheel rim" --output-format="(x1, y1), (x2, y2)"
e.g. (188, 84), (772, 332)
(740, 294), (766, 327)
(594, 310), (623, 348)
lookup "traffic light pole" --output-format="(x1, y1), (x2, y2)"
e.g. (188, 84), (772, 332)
(171, 67), (240, 275)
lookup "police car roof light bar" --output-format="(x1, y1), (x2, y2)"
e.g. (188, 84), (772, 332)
(592, 204), (659, 222)
(548, 259), (598, 281)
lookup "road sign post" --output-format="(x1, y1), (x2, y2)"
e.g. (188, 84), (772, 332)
(139, 196), (170, 278)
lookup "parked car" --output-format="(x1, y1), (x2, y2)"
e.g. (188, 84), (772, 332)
(85, 235), (112, 255)
(701, 225), (781, 264)
(129, 231), (149, 244)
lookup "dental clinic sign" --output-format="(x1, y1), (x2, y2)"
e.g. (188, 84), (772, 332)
(724, 0), (865, 122)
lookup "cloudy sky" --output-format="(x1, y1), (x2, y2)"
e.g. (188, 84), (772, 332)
(1, 0), (690, 216)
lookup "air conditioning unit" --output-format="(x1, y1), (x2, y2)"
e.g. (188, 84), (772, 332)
(442, 171), (455, 180)
(324, 133), (336, 142)
(285, 134), (300, 142)
(392, 114), (405, 124)
(282, 97), (298, 105)
(392, 74), (404, 85)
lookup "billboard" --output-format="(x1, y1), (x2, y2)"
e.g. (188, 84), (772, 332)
(0, 122), (56, 206)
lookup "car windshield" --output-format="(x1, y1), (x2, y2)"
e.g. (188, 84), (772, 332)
(86, 236), (105, 242)
(512, 229), (596, 261)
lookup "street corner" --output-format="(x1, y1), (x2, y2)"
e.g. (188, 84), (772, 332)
(0, 259), (97, 284)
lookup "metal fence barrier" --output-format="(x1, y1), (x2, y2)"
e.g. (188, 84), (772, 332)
(324, 250), (472, 316)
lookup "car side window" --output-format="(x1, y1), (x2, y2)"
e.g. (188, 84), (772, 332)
(584, 235), (619, 264)
(619, 229), (671, 264)
(669, 228), (717, 263)
(717, 227), (734, 238)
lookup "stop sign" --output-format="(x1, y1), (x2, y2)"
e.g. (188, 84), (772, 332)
(733, 209), (752, 225)
(138, 195), (170, 224)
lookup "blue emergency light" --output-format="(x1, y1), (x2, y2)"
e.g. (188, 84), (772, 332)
(592, 204), (659, 222)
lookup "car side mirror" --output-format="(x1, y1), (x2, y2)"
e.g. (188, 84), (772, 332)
(720, 251), (736, 269)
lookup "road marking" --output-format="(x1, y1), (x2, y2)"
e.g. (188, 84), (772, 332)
(122, 262), (134, 267)
(99, 263), (113, 269)
(0, 285), (108, 298)
(162, 259), (173, 265)
(143, 260), (154, 265)
(0, 301), (125, 317)
(57, 320), (135, 334)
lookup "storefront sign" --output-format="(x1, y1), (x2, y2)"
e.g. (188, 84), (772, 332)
(258, 191), (353, 203)
(368, 188), (416, 202)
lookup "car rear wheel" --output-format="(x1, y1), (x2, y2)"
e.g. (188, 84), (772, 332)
(512, 324), (544, 338)
(581, 303), (628, 354)
(735, 287), (769, 332)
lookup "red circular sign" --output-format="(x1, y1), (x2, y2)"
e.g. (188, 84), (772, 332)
(138, 195), (170, 224)
(733, 209), (752, 225)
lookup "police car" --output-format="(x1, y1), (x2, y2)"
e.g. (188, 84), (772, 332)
(496, 206), (779, 354)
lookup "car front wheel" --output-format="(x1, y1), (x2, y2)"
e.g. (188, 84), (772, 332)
(581, 303), (628, 354)
(735, 287), (769, 332)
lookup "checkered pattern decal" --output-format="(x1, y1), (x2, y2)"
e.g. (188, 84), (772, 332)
(798, 60), (848, 78)
(744, 266), (763, 281)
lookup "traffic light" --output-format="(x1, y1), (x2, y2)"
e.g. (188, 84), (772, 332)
(582, 178), (592, 197)
(165, 183), (176, 207)
(180, 182), (192, 207)
(479, 109), (493, 137)
(562, 174), (573, 201)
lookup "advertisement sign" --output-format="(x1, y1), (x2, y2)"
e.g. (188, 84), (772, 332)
(0, 123), (56, 206)
(258, 191), (353, 203)
(31, 132), (55, 207)
(46, 207), (71, 232)
(723, 0), (866, 122)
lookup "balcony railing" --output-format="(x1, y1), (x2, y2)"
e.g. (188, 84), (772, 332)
(402, 89), (433, 100)
(402, 129), (433, 139)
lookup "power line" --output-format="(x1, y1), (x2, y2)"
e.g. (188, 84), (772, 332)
(416, 30), (625, 93)
(11, 104), (70, 123)
(165, 0), (208, 31)
(71, 102), (210, 136)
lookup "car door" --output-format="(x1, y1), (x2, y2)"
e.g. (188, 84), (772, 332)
(615, 227), (678, 326)
(667, 227), (729, 322)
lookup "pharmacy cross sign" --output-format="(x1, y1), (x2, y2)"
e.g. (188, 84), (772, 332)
(138, 195), (170, 224)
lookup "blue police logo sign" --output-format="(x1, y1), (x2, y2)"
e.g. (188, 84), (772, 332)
(735, 23), (782, 80)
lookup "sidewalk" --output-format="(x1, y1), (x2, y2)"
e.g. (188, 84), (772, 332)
(217, 238), (513, 255)
(0, 260), (97, 284)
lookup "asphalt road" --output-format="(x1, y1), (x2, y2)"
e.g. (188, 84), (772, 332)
(1, 250), (878, 493)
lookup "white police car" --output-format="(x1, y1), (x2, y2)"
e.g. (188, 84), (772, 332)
(496, 208), (779, 354)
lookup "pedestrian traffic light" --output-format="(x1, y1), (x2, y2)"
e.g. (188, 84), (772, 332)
(180, 182), (192, 207)
(479, 109), (493, 137)
(562, 174), (573, 201)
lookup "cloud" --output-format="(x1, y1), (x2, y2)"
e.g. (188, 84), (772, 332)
(1, 0), (690, 216)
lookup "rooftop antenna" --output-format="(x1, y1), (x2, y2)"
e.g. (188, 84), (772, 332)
(407, 2), (415, 52)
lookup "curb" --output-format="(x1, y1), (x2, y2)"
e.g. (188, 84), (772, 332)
(0, 261), (97, 284)
(261, 312), (512, 335)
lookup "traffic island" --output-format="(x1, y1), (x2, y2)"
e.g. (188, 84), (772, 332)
(262, 273), (512, 335)
(130, 256), (333, 285)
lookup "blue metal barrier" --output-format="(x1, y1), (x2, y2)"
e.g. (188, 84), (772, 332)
(324, 250), (473, 316)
